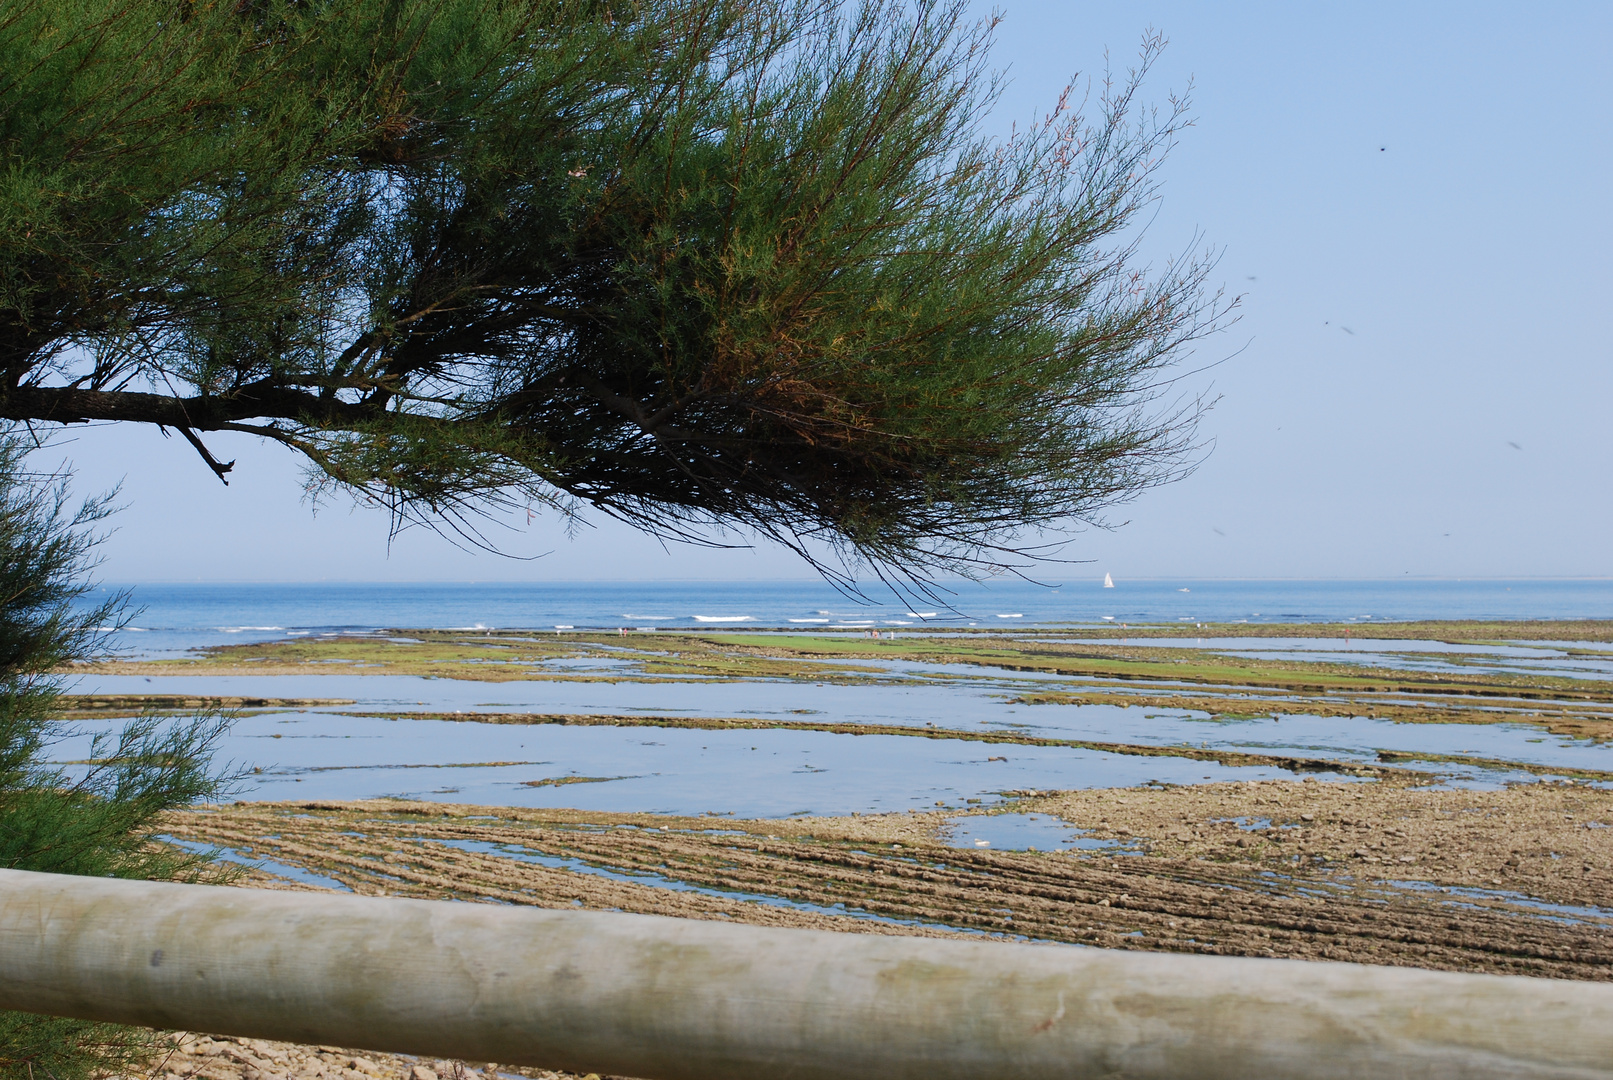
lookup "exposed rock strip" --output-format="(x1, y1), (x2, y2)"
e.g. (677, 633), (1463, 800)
(337, 710), (1408, 779)
(55, 695), (354, 719)
(161, 780), (1613, 983)
(1008, 688), (1613, 742)
(1026, 779), (1613, 910)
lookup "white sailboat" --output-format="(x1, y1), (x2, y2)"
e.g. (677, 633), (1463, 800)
(1103, 573), (1114, 588)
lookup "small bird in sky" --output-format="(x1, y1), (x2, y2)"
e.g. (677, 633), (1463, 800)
(1380, 146), (1386, 151)
(1507, 441), (1523, 450)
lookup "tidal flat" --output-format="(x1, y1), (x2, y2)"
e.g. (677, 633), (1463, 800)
(77, 623), (1612, 1080)
(65, 624), (1613, 808)
(161, 777), (1613, 982)
(58, 624), (1613, 993)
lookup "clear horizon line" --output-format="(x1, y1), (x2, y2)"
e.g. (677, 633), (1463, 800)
(97, 574), (1613, 586)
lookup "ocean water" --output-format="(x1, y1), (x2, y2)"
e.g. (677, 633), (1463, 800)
(85, 578), (1613, 658)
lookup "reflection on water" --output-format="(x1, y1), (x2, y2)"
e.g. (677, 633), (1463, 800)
(1224, 649), (1613, 682)
(69, 667), (1613, 781)
(158, 834), (352, 891)
(58, 620), (1613, 818)
(51, 707), (1310, 817)
(943, 813), (1132, 853)
(1379, 878), (1613, 927)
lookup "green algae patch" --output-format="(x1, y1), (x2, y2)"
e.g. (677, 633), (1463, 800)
(522, 775), (636, 788)
(80, 632), (904, 684)
(54, 694), (355, 719)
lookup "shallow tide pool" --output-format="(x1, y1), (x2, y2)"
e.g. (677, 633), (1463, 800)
(53, 708), (1309, 817)
(68, 670), (1613, 790)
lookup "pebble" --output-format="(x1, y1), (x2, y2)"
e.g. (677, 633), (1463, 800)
(103, 1035), (600, 1080)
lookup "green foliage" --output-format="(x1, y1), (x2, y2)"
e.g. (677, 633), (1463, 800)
(0, 1012), (160, 1080)
(0, 0), (1229, 585)
(0, 431), (235, 1080)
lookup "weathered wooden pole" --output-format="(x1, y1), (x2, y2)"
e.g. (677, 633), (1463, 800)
(1, 868), (1609, 1079)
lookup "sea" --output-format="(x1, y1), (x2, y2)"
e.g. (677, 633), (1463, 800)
(85, 578), (1613, 658)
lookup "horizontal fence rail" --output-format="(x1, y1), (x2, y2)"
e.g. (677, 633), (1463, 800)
(2, 868), (1612, 1080)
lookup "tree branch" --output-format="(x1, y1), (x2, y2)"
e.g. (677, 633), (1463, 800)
(174, 426), (234, 485)
(0, 384), (376, 430)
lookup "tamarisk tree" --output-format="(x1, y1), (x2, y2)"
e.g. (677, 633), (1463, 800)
(0, 431), (236, 1080)
(0, 0), (1225, 582)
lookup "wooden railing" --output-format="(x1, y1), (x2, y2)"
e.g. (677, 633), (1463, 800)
(2, 868), (1610, 1079)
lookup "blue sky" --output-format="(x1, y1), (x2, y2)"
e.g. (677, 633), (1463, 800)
(44, 1), (1612, 583)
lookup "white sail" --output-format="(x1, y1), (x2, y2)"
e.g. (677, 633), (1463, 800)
(1103, 573), (1114, 588)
